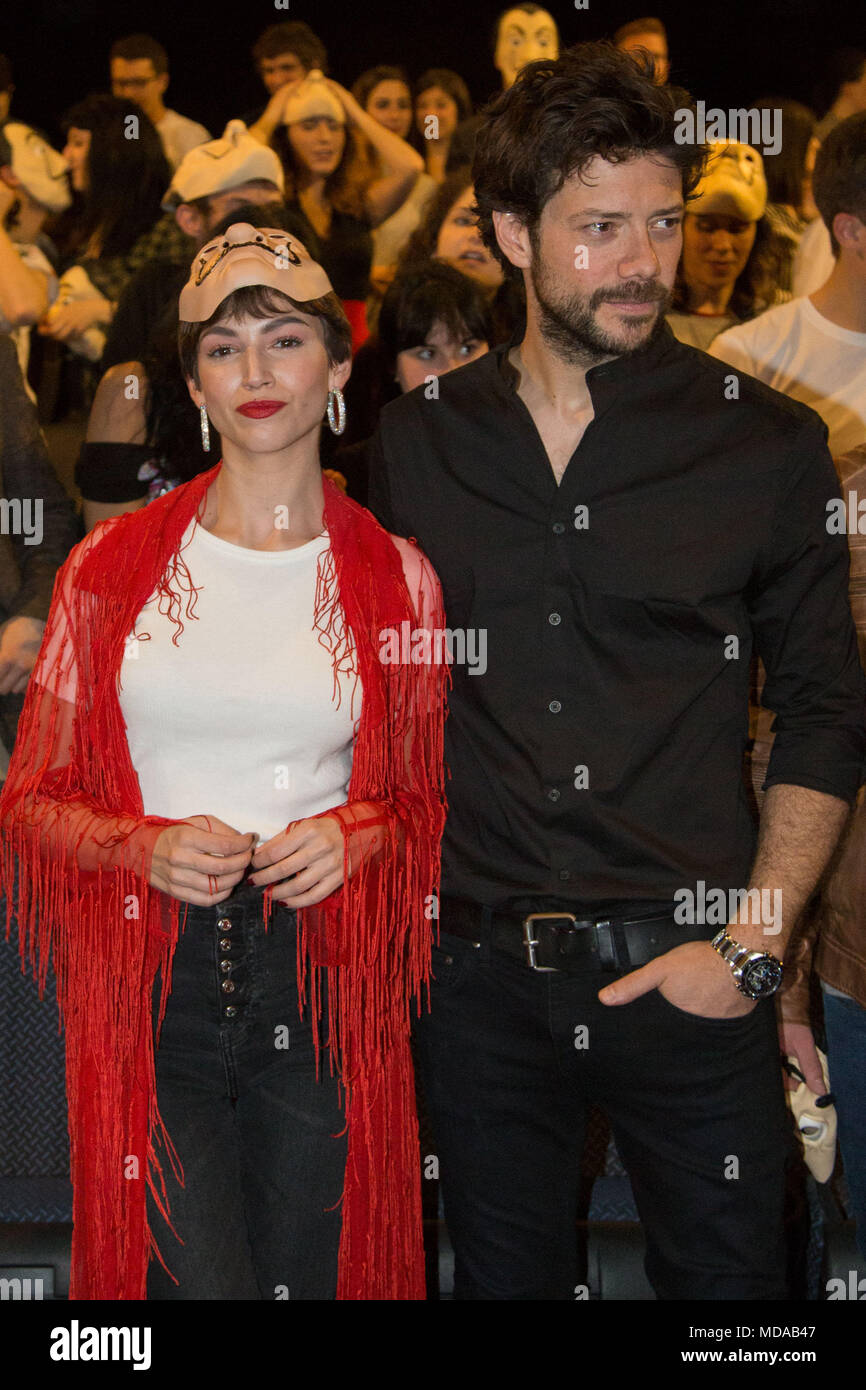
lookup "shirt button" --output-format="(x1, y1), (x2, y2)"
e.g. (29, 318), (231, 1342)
(548, 699), (562, 713)
(552, 522), (565, 534)
(220, 960), (232, 974)
(217, 918), (232, 931)
(224, 1005), (237, 1018)
(221, 980), (235, 994)
(548, 612), (561, 626)
(219, 938), (231, 952)
(559, 869), (571, 881)
(546, 787), (561, 802)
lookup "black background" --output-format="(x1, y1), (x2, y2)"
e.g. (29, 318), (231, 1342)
(2, 0), (864, 145)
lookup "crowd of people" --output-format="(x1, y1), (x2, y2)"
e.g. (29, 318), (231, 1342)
(0, 12), (865, 1302)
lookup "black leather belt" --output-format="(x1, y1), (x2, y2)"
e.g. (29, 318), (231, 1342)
(438, 896), (709, 974)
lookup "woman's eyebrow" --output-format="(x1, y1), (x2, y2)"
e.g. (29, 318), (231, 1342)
(200, 315), (310, 340)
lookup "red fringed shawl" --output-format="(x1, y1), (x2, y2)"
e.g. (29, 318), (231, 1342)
(0, 462), (447, 1300)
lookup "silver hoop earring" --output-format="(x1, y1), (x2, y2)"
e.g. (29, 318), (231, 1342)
(326, 388), (346, 436)
(199, 403), (211, 453)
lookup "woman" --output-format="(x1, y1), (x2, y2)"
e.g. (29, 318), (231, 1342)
(400, 170), (525, 345)
(752, 98), (820, 295)
(39, 94), (178, 364)
(413, 68), (472, 185)
(249, 70), (424, 349)
(351, 67), (437, 302)
(330, 259), (493, 502)
(75, 202), (307, 531)
(667, 140), (786, 351)
(0, 222), (447, 1300)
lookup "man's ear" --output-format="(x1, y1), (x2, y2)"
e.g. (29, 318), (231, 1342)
(0, 165), (22, 189)
(833, 211), (866, 254)
(156, 73), (170, 101)
(491, 209), (533, 271)
(176, 203), (205, 240)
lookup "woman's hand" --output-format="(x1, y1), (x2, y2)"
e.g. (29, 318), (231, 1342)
(149, 814), (257, 906)
(320, 77), (357, 122)
(247, 82), (299, 144)
(248, 814), (346, 907)
(0, 616), (45, 695)
(38, 296), (112, 341)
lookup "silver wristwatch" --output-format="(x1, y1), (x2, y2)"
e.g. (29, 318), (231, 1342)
(710, 929), (783, 1001)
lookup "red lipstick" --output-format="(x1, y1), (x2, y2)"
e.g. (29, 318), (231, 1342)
(236, 400), (286, 418)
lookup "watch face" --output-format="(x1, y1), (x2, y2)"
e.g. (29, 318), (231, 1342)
(741, 955), (783, 999)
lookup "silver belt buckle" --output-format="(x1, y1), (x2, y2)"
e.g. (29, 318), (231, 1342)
(522, 912), (578, 971)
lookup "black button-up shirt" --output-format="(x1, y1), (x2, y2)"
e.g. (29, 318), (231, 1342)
(367, 321), (866, 913)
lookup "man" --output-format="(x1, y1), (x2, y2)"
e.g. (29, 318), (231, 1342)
(792, 51), (866, 297)
(252, 20), (328, 97)
(447, 3), (558, 174)
(494, 4), (559, 90)
(614, 15), (670, 84)
(244, 20), (329, 144)
(110, 33), (210, 171)
(711, 113), (866, 457)
(368, 42), (866, 1300)
(100, 119), (290, 372)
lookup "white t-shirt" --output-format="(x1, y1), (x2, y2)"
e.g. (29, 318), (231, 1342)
(117, 522), (358, 842)
(372, 172), (437, 268)
(665, 310), (737, 352)
(155, 109), (211, 171)
(709, 296), (866, 457)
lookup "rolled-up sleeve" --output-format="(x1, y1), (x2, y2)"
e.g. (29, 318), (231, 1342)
(749, 416), (866, 803)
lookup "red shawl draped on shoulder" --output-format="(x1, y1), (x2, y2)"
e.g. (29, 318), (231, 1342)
(0, 462), (447, 1300)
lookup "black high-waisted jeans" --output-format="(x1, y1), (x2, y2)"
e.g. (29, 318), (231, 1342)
(146, 882), (346, 1300)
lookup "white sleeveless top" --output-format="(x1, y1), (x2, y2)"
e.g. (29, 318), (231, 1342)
(117, 520), (358, 842)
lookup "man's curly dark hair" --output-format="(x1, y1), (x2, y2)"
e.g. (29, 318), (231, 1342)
(472, 40), (706, 270)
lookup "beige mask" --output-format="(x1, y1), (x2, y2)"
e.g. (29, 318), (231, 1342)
(179, 223), (334, 323)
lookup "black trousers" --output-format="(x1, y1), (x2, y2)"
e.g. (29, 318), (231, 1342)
(414, 915), (790, 1301)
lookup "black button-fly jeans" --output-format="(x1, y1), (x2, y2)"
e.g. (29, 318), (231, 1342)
(146, 882), (347, 1300)
(414, 916), (790, 1301)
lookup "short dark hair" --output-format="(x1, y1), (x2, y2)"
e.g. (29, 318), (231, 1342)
(377, 261), (493, 371)
(110, 33), (168, 76)
(414, 68), (473, 124)
(614, 17), (667, 45)
(0, 54), (13, 93)
(813, 48), (866, 119)
(251, 21), (328, 74)
(812, 110), (866, 254)
(178, 284), (351, 385)
(472, 42), (705, 270)
(352, 66), (410, 111)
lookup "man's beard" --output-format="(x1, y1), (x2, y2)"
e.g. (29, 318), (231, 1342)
(529, 253), (672, 367)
